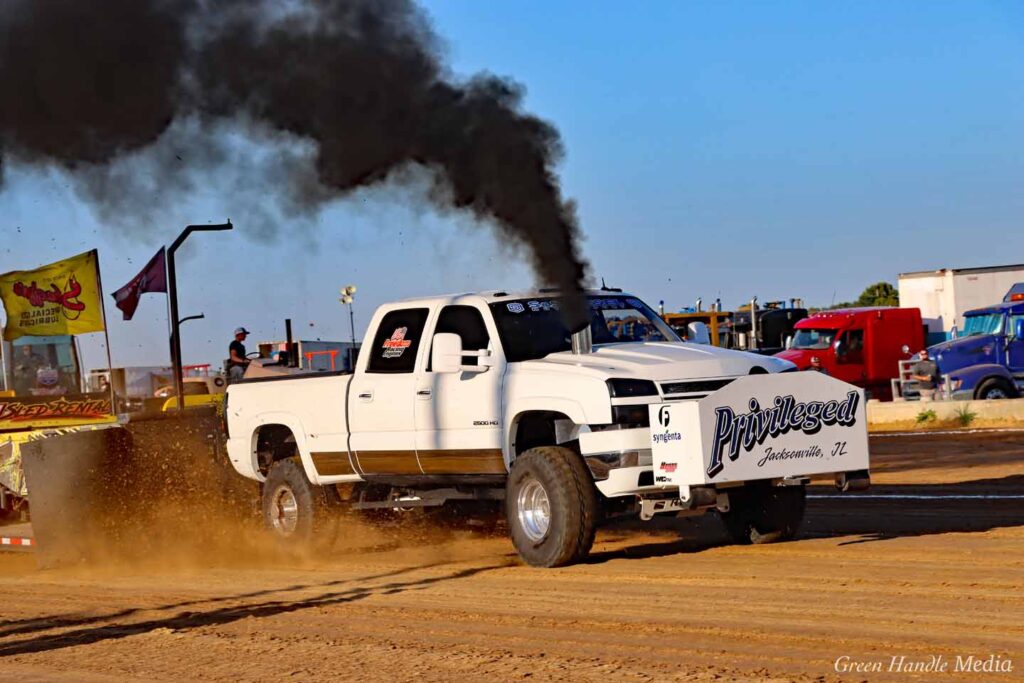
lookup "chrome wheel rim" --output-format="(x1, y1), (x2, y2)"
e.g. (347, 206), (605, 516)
(986, 388), (1007, 399)
(516, 477), (551, 542)
(270, 485), (299, 536)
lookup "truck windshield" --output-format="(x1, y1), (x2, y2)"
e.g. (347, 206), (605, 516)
(962, 313), (1003, 337)
(490, 295), (680, 362)
(791, 328), (836, 350)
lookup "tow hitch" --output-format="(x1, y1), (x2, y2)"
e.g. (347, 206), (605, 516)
(639, 485), (717, 520)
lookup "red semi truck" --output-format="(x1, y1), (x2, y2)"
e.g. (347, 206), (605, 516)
(775, 308), (924, 400)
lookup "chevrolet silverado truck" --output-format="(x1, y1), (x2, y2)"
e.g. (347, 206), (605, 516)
(225, 290), (870, 567)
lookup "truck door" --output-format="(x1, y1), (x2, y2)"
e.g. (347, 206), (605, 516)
(414, 305), (506, 475)
(1008, 313), (1024, 374)
(834, 328), (866, 385)
(348, 307), (430, 475)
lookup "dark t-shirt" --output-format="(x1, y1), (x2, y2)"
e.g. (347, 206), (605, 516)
(913, 359), (938, 389)
(229, 340), (247, 367)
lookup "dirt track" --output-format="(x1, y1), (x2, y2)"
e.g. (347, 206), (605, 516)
(1, 432), (1022, 681)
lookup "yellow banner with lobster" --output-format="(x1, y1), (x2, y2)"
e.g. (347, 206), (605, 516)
(0, 250), (106, 340)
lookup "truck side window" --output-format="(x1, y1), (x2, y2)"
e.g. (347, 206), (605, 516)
(431, 305), (490, 368)
(366, 308), (430, 374)
(844, 329), (865, 363)
(1011, 315), (1024, 338)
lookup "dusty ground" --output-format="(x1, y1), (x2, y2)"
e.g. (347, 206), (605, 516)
(1, 432), (1022, 682)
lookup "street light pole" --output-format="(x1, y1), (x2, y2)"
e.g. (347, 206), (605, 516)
(348, 304), (356, 346)
(340, 285), (357, 371)
(178, 313), (205, 326)
(168, 221), (233, 410)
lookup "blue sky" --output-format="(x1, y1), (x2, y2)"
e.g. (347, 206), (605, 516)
(2, 1), (1023, 370)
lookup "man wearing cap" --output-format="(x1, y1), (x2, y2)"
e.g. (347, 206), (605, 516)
(911, 348), (939, 401)
(808, 356), (829, 375)
(228, 327), (251, 382)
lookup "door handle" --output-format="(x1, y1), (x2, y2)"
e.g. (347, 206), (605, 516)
(358, 390), (373, 401)
(416, 389), (432, 399)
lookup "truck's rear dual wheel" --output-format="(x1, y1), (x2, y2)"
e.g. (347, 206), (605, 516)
(261, 459), (339, 550)
(506, 447), (598, 568)
(720, 482), (806, 545)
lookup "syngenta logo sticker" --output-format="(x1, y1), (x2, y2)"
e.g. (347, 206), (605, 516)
(657, 405), (671, 428)
(652, 430), (682, 444)
(707, 392), (860, 478)
(652, 406), (681, 444)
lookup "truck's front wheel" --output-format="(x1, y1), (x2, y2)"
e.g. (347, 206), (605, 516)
(976, 378), (1016, 400)
(261, 459), (339, 549)
(506, 447), (598, 568)
(720, 482), (806, 545)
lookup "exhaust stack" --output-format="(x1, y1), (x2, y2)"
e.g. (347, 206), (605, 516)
(571, 326), (593, 354)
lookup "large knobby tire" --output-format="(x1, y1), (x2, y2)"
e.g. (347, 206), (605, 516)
(261, 459), (339, 550)
(506, 447), (598, 568)
(976, 378), (1016, 400)
(720, 483), (806, 545)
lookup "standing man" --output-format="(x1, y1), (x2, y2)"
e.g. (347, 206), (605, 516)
(228, 327), (251, 382)
(808, 356), (829, 375)
(911, 349), (940, 401)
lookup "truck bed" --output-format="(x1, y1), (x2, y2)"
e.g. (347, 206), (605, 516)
(226, 372), (353, 481)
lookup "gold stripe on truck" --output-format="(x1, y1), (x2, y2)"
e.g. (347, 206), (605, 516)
(354, 450), (422, 475)
(310, 451), (356, 476)
(417, 449), (506, 475)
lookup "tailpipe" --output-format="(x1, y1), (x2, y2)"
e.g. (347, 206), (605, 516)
(571, 325), (593, 354)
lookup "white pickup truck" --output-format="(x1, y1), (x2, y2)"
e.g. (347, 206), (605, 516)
(225, 290), (870, 567)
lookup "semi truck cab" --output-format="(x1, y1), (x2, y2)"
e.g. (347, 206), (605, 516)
(776, 308), (924, 400)
(930, 300), (1024, 400)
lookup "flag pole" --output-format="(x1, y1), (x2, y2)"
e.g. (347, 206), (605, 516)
(92, 250), (117, 414)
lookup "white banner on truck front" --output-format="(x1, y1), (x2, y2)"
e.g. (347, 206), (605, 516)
(649, 372), (869, 487)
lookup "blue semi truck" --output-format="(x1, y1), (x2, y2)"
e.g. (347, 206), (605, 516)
(929, 284), (1024, 400)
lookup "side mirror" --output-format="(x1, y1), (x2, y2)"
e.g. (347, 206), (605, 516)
(785, 335), (794, 350)
(431, 333), (491, 374)
(431, 333), (463, 374)
(833, 339), (848, 361)
(1015, 318), (1024, 340)
(687, 321), (711, 345)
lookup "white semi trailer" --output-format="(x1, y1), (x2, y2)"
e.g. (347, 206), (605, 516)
(899, 263), (1024, 344)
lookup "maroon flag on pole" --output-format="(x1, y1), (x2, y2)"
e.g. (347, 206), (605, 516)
(112, 248), (167, 320)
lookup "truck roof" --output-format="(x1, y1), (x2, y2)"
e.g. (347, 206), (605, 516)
(964, 300), (1024, 317)
(796, 307), (920, 328)
(386, 289), (641, 307)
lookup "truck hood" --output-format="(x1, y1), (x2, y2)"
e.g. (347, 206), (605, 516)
(930, 334), (1000, 373)
(523, 342), (794, 381)
(775, 348), (814, 369)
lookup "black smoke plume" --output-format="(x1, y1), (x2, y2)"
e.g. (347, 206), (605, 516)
(0, 0), (589, 328)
